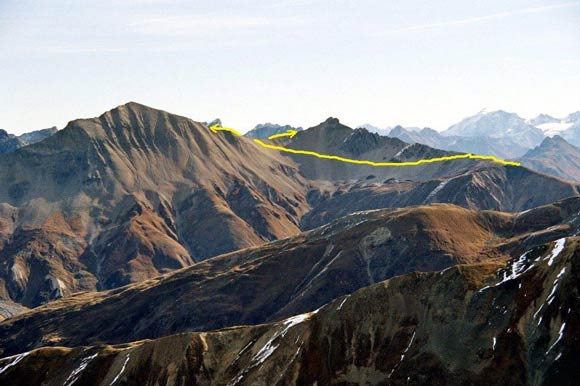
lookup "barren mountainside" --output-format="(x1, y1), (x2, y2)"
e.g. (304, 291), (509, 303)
(0, 102), (310, 307)
(1, 235), (578, 385)
(520, 136), (580, 182)
(1, 198), (579, 356)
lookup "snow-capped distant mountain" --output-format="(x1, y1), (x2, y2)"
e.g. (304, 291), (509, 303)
(358, 123), (425, 137)
(528, 113), (559, 126)
(535, 121), (574, 136)
(389, 125), (529, 159)
(356, 123), (391, 136)
(527, 111), (580, 138)
(566, 111), (580, 122)
(443, 110), (544, 148)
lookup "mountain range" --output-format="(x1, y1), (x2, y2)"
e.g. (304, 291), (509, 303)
(383, 109), (580, 182)
(1, 102), (579, 385)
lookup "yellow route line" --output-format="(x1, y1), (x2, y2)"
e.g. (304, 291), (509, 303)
(268, 129), (298, 140)
(210, 124), (243, 137)
(209, 125), (521, 167)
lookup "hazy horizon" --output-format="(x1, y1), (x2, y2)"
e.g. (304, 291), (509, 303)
(1, 0), (579, 135)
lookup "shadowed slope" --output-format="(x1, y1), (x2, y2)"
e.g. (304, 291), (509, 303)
(2, 198), (580, 355)
(2, 236), (578, 386)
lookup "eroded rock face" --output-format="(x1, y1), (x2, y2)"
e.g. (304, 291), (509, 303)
(2, 237), (578, 386)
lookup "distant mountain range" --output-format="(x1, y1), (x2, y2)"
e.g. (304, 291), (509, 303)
(388, 125), (529, 159)
(361, 109), (580, 182)
(0, 127), (57, 155)
(443, 109), (545, 149)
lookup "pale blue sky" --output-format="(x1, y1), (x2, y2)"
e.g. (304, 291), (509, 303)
(1, 0), (579, 134)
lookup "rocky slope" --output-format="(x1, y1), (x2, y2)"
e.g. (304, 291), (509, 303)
(1, 235), (578, 386)
(301, 165), (580, 229)
(0, 102), (310, 307)
(1, 198), (579, 355)
(282, 118), (485, 182)
(0, 130), (24, 154)
(520, 136), (580, 182)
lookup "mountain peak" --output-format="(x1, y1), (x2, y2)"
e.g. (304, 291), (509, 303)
(540, 134), (570, 147)
(323, 117), (340, 125)
(443, 109), (544, 148)
(566, 111), (580, 122)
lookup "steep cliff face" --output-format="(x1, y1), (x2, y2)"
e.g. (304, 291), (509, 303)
(2, 236), (578, 386)
(1, 198), (579, 355)
(0, 102), (310, 307)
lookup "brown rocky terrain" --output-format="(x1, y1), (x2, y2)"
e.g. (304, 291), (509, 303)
(0, 102), (310, 307)
(270, 117), (580, 228)
(520, 136), (580, 182)
(1, 235), (578, 386)
(1, 198), (579, 357)
(283, 117), (477, 182)
(301, 165), (580, 229)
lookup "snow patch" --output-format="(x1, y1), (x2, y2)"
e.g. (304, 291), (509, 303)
(393, 144), (412, 159)
(109, 353), (130, 386)
(0, 351), (30, 375)
(425, 180), (448, 202)
(545, 238), (566, 266)
(229, 311), (317, 386)
(64, 353), (98, 386)
(479, 251), (530, 292)
(546, 323), (566, 354)
(537, 122), (573, 136)
(252, 311), (315, 365)
(336, 295), (350, 310)
(546, 267), (567, 306)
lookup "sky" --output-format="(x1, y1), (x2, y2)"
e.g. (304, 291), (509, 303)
(0, 0), (579, 135)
